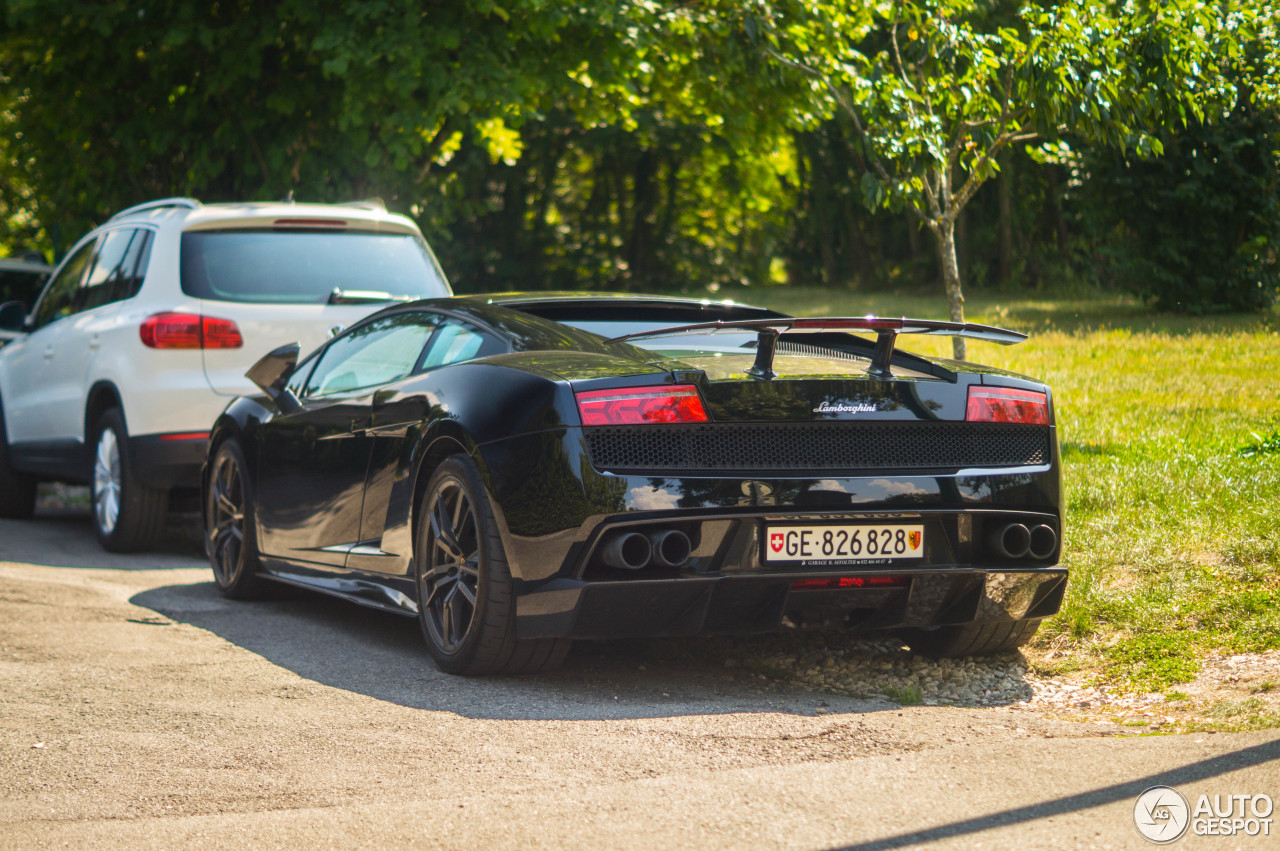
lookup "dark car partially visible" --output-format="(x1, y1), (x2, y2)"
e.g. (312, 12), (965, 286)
(0, 256), (51, 347)
(202, 294), (1065, 675)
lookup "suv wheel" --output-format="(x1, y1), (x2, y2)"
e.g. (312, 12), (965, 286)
(0, 401), (37, 518)
(91, 409), (167, 552)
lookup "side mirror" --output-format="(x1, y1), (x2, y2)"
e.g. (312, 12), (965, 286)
(245, 342), (302, 414)
(0, 301), (28, 333)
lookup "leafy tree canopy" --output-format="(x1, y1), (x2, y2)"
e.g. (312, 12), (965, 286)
(749, 0), (1269, 355)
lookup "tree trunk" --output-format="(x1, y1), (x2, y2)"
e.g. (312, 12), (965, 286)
(998, 155), (1014, 285)
(932, 219), (966, 361)
(1046, 165), (1070, 261)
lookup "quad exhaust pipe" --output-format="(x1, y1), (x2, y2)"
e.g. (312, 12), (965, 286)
(1028, 524), (1058, 559)
(988, 522), (1058, 560)
(600, 529), (692, 570)
(601, 532), (652, 570)
(648, 529), (692, 568)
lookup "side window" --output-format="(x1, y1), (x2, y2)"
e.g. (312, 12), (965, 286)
(79, 228), (153, 312)
(284, 351), (320, 399)
(303, 313), (439, 398)
(420, 319), (504, 370)
(34, 240), (95, 329)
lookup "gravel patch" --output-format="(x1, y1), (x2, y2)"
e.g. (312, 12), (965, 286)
(740, 634), (1280, 731)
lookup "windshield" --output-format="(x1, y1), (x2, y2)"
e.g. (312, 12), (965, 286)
(180, 230), (451, 304)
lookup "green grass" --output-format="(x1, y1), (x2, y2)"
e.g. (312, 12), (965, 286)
(748, 287), (1280, 696)
(883, 684), (924, 705)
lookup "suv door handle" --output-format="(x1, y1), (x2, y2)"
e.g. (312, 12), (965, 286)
(42, 345), (54, 359)
(88, 335), (100, 350)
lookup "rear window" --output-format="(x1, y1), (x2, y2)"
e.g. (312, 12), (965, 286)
(180, 230), (450, 304)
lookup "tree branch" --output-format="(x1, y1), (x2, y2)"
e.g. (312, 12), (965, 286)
(946, 120), (1038, 221)
(416, 116), (459, 183)
(763, 48), (899, 189)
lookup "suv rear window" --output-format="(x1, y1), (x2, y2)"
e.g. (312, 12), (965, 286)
(179, 230), (450, 304)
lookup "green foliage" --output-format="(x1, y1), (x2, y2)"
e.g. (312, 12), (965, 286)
(1078, 102), (1280, 313)
(882, 683), (923, 705)
(751, 0), (1267, 356)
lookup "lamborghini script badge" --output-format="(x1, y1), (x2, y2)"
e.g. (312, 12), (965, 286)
(813, 401), (877, 414)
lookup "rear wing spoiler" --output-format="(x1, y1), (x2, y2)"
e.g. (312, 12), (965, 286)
(605, 316), (1027, 379)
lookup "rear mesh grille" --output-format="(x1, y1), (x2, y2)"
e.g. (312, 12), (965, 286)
(583, 423), (1050, 474)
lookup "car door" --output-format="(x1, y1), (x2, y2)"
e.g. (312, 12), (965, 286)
(1, 238), (96, 451)
(347, 317), (508, 577)
(254, 311), (440, 569)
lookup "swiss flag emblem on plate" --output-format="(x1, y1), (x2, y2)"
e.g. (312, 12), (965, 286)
(769, 532), (784, 553)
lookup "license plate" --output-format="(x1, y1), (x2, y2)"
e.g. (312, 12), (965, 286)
(764, 524), (925, 564)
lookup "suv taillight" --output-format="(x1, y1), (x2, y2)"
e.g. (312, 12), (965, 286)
(965, 386), (1049, 425)
(576, 385), (709, 425)
(140, 313), (243, 349)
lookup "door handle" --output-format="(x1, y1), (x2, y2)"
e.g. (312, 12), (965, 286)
(42, 346), (54, 359)
(88, 335), (100, 350)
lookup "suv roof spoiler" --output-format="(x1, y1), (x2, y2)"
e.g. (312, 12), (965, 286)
(605, 316), (1027, 380)
(108, 197), (202, 222)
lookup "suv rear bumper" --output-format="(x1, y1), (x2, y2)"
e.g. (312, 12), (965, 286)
(129, 433), (207, 490)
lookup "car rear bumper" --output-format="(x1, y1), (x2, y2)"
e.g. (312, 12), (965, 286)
(514, 567), (1068, 640)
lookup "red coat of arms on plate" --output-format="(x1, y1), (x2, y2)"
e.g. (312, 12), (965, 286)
(908, 531), (922, 551)
(770, 532), (784, 553)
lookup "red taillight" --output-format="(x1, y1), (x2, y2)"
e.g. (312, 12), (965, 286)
(965, 386), (1049, 425)
(201, 316), (244, 349)
(791, 576), (907, 590)
(576, 384), (709, 426)
(140, 313), (243, 349)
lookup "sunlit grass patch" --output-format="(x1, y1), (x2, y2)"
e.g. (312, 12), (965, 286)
(752, 289), (1280, 696)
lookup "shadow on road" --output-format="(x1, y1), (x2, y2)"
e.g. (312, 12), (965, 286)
(0, 508), (205, 569)
(832, 738), (1280, 850)
(131, 577), (909, 722)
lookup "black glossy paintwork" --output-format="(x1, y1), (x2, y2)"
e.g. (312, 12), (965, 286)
(205, 293), (1065, 640)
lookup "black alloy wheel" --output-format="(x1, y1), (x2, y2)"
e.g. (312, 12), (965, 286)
(420, 473), (481, 654)
(415, 455), (570, 675)
(206, 439), (267, 599)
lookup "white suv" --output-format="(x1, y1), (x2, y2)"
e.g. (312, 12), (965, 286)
(0, 198), (452, 551)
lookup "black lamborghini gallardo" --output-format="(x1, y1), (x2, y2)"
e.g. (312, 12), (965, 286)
(203, 294), (1064, 674)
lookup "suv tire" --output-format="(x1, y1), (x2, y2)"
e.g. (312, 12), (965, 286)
(91, 409), (167, 552)
(0, 401), (37, 518)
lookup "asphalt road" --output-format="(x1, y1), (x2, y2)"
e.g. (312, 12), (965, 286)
(2, 506), (1277, 850)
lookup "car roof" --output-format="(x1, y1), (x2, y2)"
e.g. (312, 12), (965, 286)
(105, 198), (421, 235)
(0, 258), (53, 274)
(459, 291), (789, 318)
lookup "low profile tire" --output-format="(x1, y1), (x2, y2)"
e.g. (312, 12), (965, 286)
(415, 455), (570, 676)
(0, 402), (36, 519)
(901, 619), (1041, 659)
(206, 438), (269, 600)
(91, 409), (167, 553)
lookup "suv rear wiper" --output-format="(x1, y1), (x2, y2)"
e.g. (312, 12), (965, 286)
(327, 288), (417, 305)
